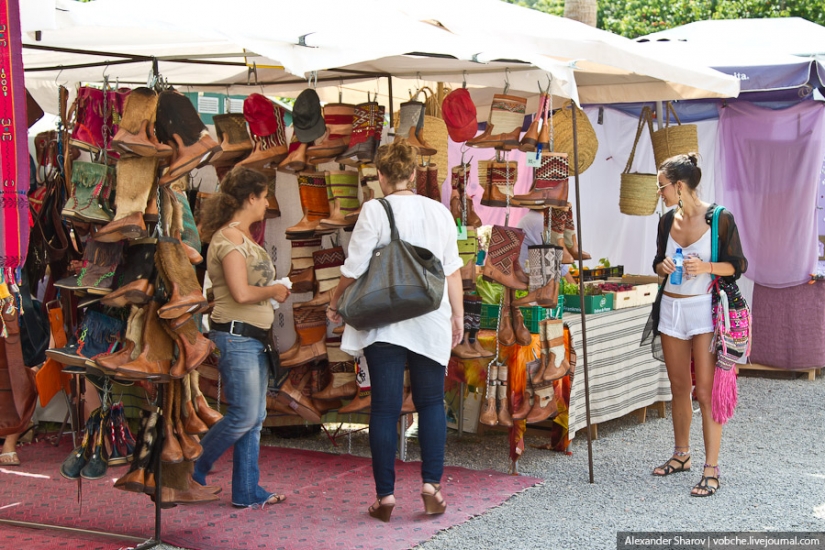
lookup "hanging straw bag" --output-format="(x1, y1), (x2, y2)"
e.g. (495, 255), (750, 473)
(619, 107), (659, 216)
(550, 100), (598, 176)
(651, 101), (699, 168)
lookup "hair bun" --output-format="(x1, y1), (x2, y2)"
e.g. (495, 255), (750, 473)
(687, 152), (699, 166)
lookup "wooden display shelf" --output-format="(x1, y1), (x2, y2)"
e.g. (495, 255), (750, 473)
(737, 362), (821, 381)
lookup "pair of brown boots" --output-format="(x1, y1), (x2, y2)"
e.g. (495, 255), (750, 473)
(479, 365), (513, 427)
(498, 289), (532, 347)
(452, 295), (494, 359)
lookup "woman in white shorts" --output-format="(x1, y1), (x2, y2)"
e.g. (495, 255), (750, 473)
(643, 153), (747, 497)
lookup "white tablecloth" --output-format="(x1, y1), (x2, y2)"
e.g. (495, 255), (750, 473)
(565, 307), (671, 439)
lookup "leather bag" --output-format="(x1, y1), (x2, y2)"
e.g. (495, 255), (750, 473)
(338, 199), (445, 331)
(0, 295), (37, 436)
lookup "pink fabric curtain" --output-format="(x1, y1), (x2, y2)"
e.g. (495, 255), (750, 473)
(717, 101), (825, 288)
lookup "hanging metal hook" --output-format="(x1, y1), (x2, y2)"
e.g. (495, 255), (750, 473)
(338, 78), (343, 103)
(308, 71), (318, 89)
(247, 62), (258, 86)
(503, 67), (510, 95)
(462, 71), (468, 89)
(460, 143), (473, 167)
(54, 66), (65, 86)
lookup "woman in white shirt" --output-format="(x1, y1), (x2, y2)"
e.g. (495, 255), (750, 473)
(327, 140), (463, 522)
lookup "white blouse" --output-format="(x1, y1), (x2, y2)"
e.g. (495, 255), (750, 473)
(340, 194), (463, 366)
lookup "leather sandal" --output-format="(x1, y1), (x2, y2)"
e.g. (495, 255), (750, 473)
(421, 483), (447, 515)
(690, 464), (720, 497)
(652, 454), (691, 476)
(368, 495), (395, 522)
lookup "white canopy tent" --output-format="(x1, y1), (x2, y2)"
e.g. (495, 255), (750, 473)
(21, 0), (740, 115)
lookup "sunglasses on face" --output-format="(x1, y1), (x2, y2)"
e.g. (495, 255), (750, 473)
(656, 181), (674, 191)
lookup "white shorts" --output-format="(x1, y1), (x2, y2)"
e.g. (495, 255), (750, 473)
(658, 294), (713, 341)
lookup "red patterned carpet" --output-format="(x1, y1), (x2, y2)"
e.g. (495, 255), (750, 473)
(0, 439), (541, 550)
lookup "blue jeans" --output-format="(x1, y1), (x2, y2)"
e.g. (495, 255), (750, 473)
(193, 331), (273, 507)
(363, 342), (446, 498)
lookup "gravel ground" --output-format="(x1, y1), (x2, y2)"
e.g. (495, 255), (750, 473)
(147, 369), (825, 550)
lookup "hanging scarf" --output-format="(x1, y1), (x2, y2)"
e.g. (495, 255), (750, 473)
(0, 0), (30, 283)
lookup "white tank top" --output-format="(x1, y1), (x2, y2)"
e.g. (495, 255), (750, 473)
(663, 229), (712, 295)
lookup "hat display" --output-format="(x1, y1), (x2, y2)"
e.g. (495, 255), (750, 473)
(293, 88), (326, 143)
(243, 93), (282, 137)
(442, 88), (478, 143)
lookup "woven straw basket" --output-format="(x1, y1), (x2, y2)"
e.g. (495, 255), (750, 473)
(651, 101), (698, 169)
(620, 107), (658, 216)
(551, 100), (598, 176)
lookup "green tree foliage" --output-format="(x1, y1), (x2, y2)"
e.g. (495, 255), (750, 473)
(502, 0), (825, 39)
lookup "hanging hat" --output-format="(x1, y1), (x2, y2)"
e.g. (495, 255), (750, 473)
(293, 88), (326, 143)
(442, 88), (478, 143)
(243, 93), (282, 137)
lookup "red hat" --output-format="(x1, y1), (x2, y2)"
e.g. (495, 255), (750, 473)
(442, 88), (478, 143)
(243, 93), (282, 137)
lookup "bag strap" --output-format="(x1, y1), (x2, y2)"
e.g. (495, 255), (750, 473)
(663, 101), (682, 129)
(377, 198), (399, 242)
(623, 107), (654, 175)
(710, 205), (725, 280)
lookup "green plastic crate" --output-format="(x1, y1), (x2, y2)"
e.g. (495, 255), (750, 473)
(563, 293), (614, 314)
(480, 295), (564, 332)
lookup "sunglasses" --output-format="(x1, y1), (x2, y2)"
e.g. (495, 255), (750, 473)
(656, 181), (674, 191)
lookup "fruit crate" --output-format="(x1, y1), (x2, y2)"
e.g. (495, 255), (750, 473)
(480, 296), (564, 332)
(563, 293), (614, 314)
(574, 266), (622, 282)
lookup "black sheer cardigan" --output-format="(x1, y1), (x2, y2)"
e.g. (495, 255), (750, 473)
(641, 203), (748, 360)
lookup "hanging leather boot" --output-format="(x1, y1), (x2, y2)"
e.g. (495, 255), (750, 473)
(170, 317), (215, 376)
(69, 87), (106, 153)
(518, 93), (545, 152)
(160, 382), (183, 463)
(319, 171), (359, 229)
(209, 113), (252, 166)
(277, 370), (322, 423)
(564, 206), (591, 260)
(118, 301), (174, 381)
(281, 306), (328, 368)
(395, 100), (436, 156)
(61, 160), (115, 223)
(115, 409), (159, 493)
(542, 319), (571, 382)
(172, 380), (202, 461)
(285, 172), (331, 238)
(532, 321), (549, 385)
(60, 409), (99, 479)
(339, 357), (372, 413)
(101, 242), (157, 307)
(294, 246), (344, 309)
(307, 103), (355, 161)
(511, 152), (569, 208)
(426, 163), (442, 201)
(513, 244), (562, 308)
(512, 302), (532, 347)
(156, 236), (208, 319)
(481, 161), (518, 208)
(415, 164), (429, 196)
(345, 164), (381, 223)
(498, 288), (516, 346)
(451, 299), (481, 359)
(527, 382), (558, 424)
(278, 138), (308, 173)
(113, 87), (173, 158)
(467, 94), (526, 150)
(80, 413), (108, 480)
(95, 156), (159, 242)
(458, 228), (478, 291)
(479, 384), (498, 427)
(551, 207), (575, 264)
(95, 305), (144, 374)
(510, 382), (533, 421)
(336, 102), (383, 166)
(288, 237), (321, 293)
(236, 94), (288, 169)
(55, 239), (123, 295)
(155, 91), (221, 186)
(313, 348), (357, 400)
(190, 369), (222, 427)
(496, 384), (513, 427)
(465, 295), (493, 357)
(450, 164), (483, 228)
(482, 225), (528, 290)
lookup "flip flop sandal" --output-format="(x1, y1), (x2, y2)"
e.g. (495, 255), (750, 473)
(690, 475), (720, 497)
(652, 455), (690, 476)
(0, 452), (20, 466)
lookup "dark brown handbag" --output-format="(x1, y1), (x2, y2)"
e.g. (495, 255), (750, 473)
(0, 298), (37, 436)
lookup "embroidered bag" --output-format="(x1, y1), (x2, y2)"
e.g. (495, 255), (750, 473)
(709, 205), (751, 424)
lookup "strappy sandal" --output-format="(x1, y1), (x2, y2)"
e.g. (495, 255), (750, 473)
(264, 494), (286, 505)
(690, 464), (720, 497)
(0, 452), (20, 466)
(652, 455), (691, 476)
(421, 483), (447, 515)
(368, 495), (395, 522)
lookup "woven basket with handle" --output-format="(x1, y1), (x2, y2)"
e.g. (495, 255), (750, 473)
(550, 100), (598, 176)
(651, 101), (698, 169)
(620, 107), (659, 216)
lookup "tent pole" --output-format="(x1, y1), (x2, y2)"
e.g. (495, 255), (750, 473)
(387, 76), (394, 130)
(572, 104), (595, 484)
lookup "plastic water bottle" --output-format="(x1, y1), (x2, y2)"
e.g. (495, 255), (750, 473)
(670, 247), (683, 285)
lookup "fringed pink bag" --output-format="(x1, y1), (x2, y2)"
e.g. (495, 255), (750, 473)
(709, 206), (751, 424)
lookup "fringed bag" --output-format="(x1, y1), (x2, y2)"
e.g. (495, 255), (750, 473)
(709, 206), (751, 424)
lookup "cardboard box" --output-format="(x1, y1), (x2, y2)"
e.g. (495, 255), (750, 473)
(563, 293), (614, 314)
(635, 283), (659, 305)
(622, 274), (661, 285)
(446, 386), (483, 434)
